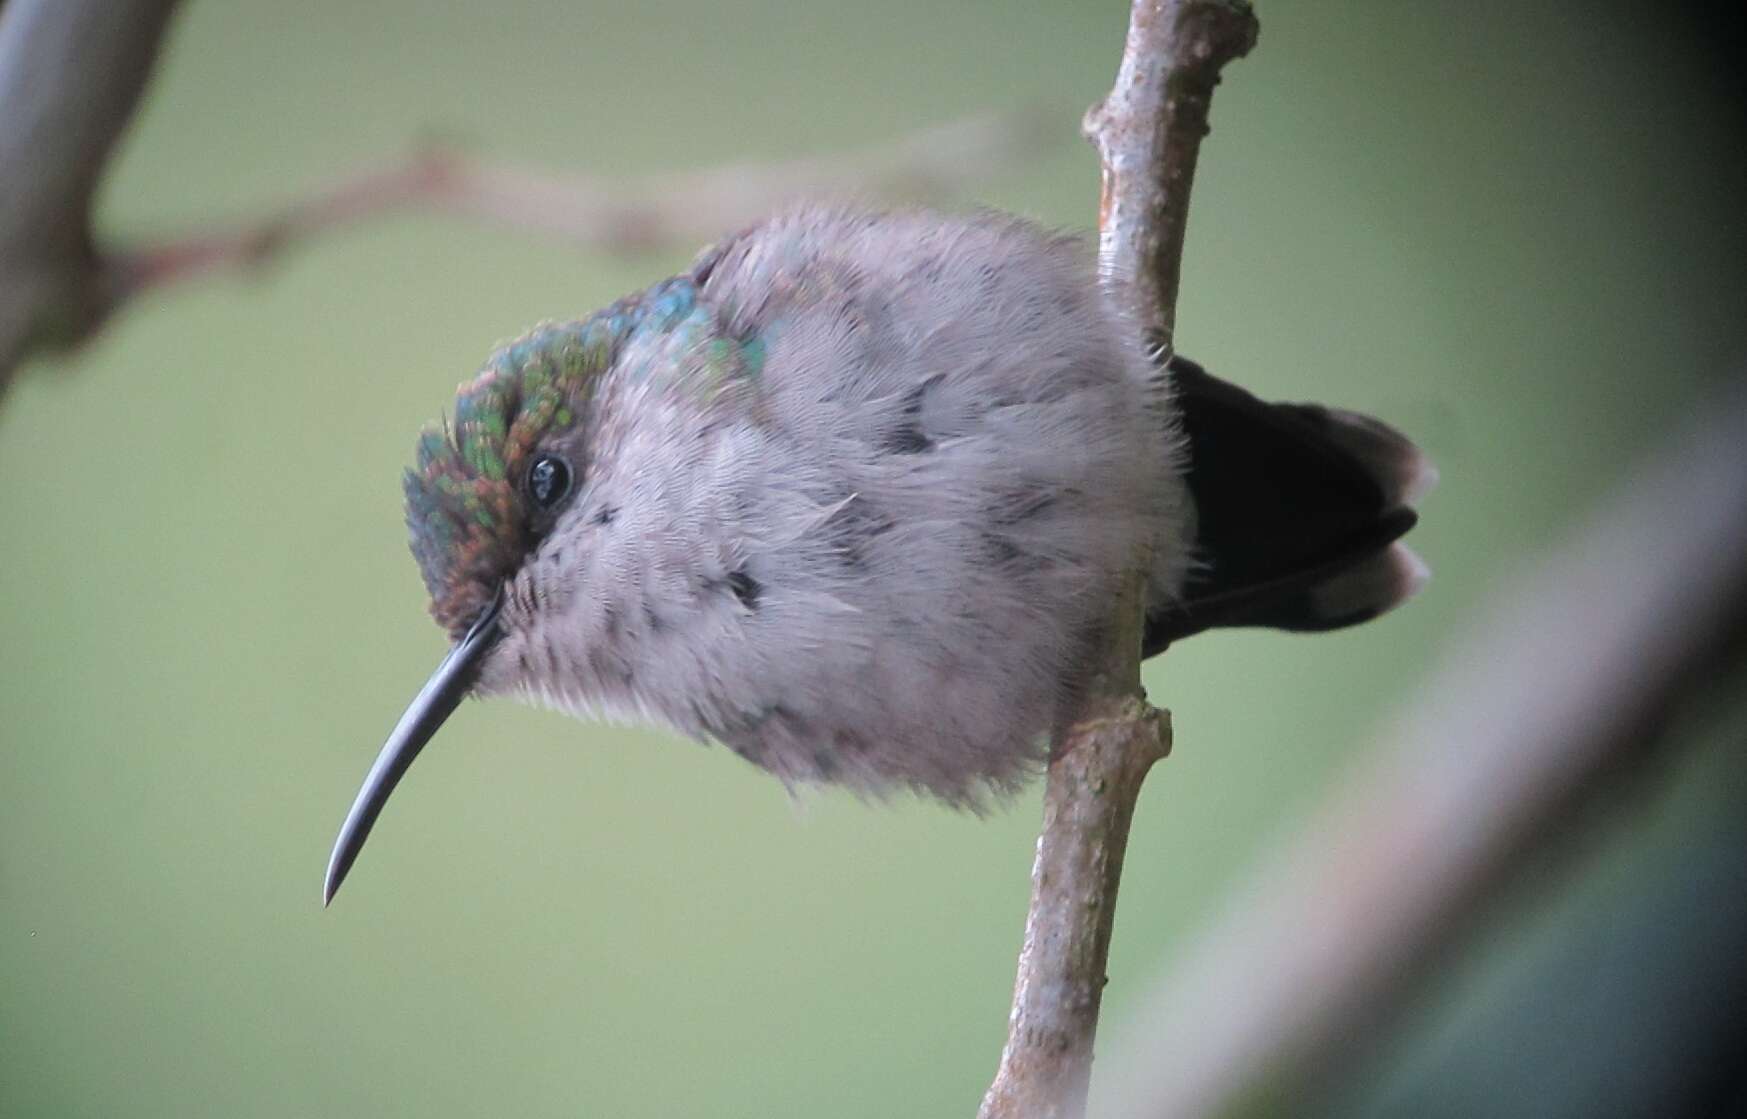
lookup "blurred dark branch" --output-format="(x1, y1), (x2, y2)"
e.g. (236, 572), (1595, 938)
(977, 4), (1256, 1118)
(0, 0), (179, 382)
(0, 0), (176, 235)
(1094, 383), (1747, 1119)
(0, 0), (1051, 396)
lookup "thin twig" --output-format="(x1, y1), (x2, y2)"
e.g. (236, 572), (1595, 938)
(977, 4), (1257, 1118)
(112, 111), (1056, 295)
(977, 690), (1172, 1119)
(417, 110), (1055, 253)
(0, 0), (1051, 390)
(1084, 0), (1259, 357)
(1093, 383), (1747, 1119)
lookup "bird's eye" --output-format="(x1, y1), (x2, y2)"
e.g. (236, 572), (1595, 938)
(526, 454), (573, 510)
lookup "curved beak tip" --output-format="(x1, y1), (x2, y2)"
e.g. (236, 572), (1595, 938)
(320, 595), (502, 909)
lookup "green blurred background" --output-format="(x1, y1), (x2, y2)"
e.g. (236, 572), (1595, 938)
(3, 2), (1743, 1116)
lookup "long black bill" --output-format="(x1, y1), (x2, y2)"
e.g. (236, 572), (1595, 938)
(323, 594), (503, 906)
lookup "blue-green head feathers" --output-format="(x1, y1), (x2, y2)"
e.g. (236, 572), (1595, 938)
(402, 275), (748, 637)
(403, 285), (659, 637)
(403, 318), (603, 636)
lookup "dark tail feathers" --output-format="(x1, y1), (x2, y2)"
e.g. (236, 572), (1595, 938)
(1144, 356), (1435, 655)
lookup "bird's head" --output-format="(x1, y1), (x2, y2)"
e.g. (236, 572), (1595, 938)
(323, 271), (750, 904)
(404, 320), (604, 639)
(324, 306), (641, 905)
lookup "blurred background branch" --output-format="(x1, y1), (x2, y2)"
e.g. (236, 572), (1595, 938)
(0, 0), (179, 381)
(110, 113), (1052, 310)
(1095, 379), (1747, 1118)
(0, 0), (1051, 395)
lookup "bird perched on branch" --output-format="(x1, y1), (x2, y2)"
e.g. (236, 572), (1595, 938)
(323, 205), (1433, 904)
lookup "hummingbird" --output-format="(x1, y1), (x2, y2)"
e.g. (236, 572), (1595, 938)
(322, 205), (1433, 904)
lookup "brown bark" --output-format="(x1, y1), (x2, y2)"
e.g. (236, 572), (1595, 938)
(978, 4), (1257, 1117)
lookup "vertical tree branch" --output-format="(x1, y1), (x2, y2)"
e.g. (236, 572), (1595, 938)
(978, 690), (1173, 1119)
(978, 3), (1257, 1118)
(1085, 0), (1260, 357)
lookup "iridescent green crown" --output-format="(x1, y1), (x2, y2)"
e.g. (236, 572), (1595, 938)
(405, 316), (614, 636)
(405, 279), (716, 636)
